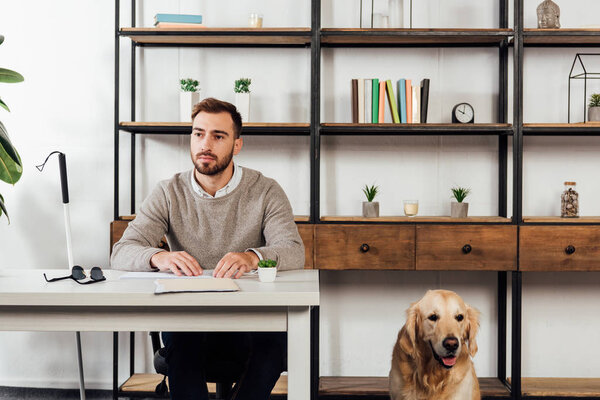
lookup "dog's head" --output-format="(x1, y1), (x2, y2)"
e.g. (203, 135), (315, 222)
(399, 290), (480, 369)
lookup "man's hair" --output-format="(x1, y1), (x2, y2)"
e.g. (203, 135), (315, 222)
(191, 97), (242, 138)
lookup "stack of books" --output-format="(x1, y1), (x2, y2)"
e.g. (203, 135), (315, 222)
(351, 78), (430, 124)
(154, 13), (204, 28)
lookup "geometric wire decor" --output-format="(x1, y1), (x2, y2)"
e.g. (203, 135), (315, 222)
(568, 53), (600, 123)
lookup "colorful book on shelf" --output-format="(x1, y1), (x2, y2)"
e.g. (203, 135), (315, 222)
(155, 22), (206, 28)
(372, 79), (379, 123)
(351, 79), (358, 123)
(378, 81), (386, 122)
(365, 79), (372, 124)
(412, 86), (420, 124)
(405, 79), (412, 123)
(386, 80), (400, 123)
(154, 13), (203, 24)
(398, 79), (407, 123)
(420, 78), (430, 123)
(358, 78), (365, 123)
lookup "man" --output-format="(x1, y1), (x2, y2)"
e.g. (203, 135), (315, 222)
(111, 97), (305, 400)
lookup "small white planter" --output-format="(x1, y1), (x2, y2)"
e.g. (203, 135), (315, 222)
(451, 202), (469, 218)
(258, 267), (277, 282)
(588, 106), (600, 122)
(362, 201), (379, 218)
(179, 91), (200, 122)
(235, 92), (250, 122)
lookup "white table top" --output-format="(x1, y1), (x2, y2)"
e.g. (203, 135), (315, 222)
(0, 269), (319, 307)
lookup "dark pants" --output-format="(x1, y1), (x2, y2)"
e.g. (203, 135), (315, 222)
(162, 332), (287, 400)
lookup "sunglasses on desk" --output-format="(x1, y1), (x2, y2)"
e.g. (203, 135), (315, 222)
(44, 266), (106, 285)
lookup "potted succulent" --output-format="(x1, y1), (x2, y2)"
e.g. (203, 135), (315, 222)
(179, 78), (200, 122)
(450, 186), (471, 218)
(362, 184), (380, 218)
(0, 34), (24, 223)
(257, 258), (277, 282)
(588, 93), (600, 122)
(234, 78), (251, 122)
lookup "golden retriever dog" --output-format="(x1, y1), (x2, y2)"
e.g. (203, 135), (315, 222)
(389, 290), (480, 400)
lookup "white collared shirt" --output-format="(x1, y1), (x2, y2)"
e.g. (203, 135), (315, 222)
(190, 162), (243, 198)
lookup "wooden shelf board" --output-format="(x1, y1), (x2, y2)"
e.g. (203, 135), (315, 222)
(118, 215), (310, 223)
(321, 28), (513, 45)
(523, 216), (600, 223)
(509, 377), (600, 397)
(121, 27), (311, 45)
(524, 28), (600, 45)
(119, 122), (310, 135)
(321, 123), (513, 135)
(321, 216), (512, 223)
(524, 123), (600, 135)
(319, 376), (509, 397)
(120, 373), (287, 395)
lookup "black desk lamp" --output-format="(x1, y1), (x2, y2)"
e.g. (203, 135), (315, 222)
(37, 151), (86, 400)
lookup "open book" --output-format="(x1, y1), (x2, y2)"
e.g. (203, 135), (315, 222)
(154, 278), (240, 294)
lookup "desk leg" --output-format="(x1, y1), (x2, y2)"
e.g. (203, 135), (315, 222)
(288, 306), (311, 400)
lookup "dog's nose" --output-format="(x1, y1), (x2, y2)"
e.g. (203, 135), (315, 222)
(443, 337), (459, 352)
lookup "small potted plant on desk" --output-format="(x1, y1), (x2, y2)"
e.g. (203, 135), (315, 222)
(234, 78), (251, 122)
(179, 78), (200, 122)
(450, 186), (471, 218)
(362, 184), (380, 218)
(258, 259), (277, 282)
(588, 93), (600, 122)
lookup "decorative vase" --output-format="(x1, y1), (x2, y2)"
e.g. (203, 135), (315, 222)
(235, 92), (250, 122)
(362, 201), (380, 218)
(258, 267), (277, 282)
(179, 91), (200, 122)
(451, 202), (469, 218)
(588, 107), (600, 122)
(536, 0), (560, 29)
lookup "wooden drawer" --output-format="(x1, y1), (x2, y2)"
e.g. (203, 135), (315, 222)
(520, 226), (600, 271)
(416, 225), (517, 271)
(315, 225), (415, 270)
(297, 224), (315, 269)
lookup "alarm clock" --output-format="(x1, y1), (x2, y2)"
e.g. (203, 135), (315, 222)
(452, 103), (474, 124)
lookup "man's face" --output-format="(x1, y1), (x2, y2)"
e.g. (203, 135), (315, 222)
(190, 111), (242, 176)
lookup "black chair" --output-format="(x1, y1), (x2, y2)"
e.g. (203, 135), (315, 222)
(150, 331), (244, 399)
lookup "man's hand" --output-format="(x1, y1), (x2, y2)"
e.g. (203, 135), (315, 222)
(150, 251), (203, 276)
(213, 252), (259, 279)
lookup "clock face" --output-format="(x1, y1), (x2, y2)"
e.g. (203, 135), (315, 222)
(453, 103), (474, 123)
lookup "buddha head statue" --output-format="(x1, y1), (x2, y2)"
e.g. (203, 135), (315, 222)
(537, 0), (560, 29)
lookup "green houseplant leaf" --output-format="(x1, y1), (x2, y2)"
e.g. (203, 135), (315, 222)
(0, 98), (8, 112)
(0, 193), (9, 223)
(0, 35), (4, 45)
(0, 68), (24, 84)
(0, 121), (23, 185)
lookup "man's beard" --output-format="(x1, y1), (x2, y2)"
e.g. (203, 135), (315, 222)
(191, 146), (234, 176)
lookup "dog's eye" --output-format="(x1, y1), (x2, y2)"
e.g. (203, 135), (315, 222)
(428, 314), (438, 322)
(456, 314), (464, 322)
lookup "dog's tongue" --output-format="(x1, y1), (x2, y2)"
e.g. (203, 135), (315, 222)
(442, 356), (457, 367)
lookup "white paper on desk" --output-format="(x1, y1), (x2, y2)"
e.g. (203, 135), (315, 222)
(120, 270), (215, 279)
(154, 278), (240, 294)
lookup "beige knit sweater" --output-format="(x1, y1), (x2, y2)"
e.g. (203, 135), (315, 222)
(110, 168), (304, 272)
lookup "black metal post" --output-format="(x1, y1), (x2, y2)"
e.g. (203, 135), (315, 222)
(498, 0), (508, 219)
(513, 0), (523, 224)
(114, 0), (120, 220)
(511, 271), (522, 400)
(498, 271), (507, 383)
(129, 331), (135, 377)
(113, 332), (119, 400)
(130, 0), (136, 215)
(311, 304), (320, 400)
(310, 0), (321, 223)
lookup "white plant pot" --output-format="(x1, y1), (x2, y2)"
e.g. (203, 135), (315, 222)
(235, 92), (250, 122)
(588, 106), (600, 122)
(362, 201), (380, 218)
(451, 202), (469, 218)
(258, 267), (277, 282)
(179, 91), (200, 122)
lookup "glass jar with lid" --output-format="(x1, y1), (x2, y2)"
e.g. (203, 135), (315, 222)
(561, 181), (579, 218)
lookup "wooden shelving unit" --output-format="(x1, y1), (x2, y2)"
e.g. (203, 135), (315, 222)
(523, 216), (600, 224)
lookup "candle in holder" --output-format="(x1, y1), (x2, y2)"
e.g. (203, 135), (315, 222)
(248, 13), (263, 28)
(403, 200), (419, 217)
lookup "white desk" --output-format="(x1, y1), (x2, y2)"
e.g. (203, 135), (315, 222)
(0, 269), (320, 400)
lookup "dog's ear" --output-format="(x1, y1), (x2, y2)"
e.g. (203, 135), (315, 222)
(465, 303), (480, 357)
(399, 302), (419, 358)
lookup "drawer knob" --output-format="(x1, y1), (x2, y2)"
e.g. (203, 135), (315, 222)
(565, 245), (576, 255)
(360, 243), (370, 253)
(462, 244), (472, 254)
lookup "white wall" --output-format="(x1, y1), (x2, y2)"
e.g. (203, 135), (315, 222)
(0, 0), (599, 390)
